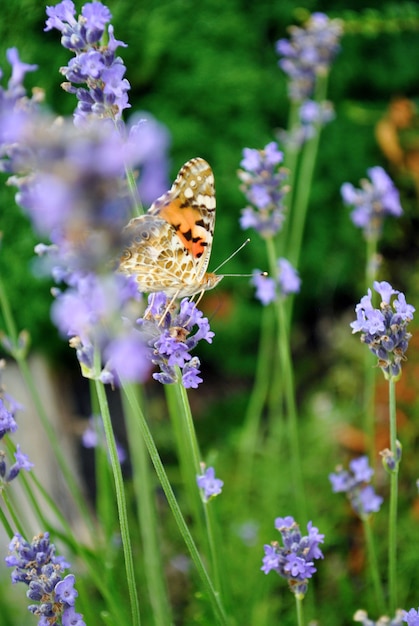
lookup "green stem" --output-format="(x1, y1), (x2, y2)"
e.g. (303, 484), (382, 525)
(362, 517), (386, 614)
(165, 379), (226, 606)
(281, 101), (302, 252)
(295, 595), (305, 626)
(364, 235), (379, 463)
(285, 127), (320, 272)
(164, 380), (204, 534)
(167, 378), (201, 472)
(122, 383), (229, 626)
(125, 165), (144, 217)
(266, 238), (306, 524)
(0, 488), (26, 537)
(122, 384), (173, 626)
(94, 378), (141, 626)
(203, 499), (225, 608)
(284, 76), (329, 329)
(388, 378), (398, 613)
(285, 74), (329, 272)
(237, 303), (274, 492)
(0, 502), (14, 538)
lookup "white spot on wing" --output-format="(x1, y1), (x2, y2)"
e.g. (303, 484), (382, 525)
(197, 194), (215, 209)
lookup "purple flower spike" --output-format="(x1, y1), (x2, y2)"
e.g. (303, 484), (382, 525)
(137, 293), (215, 389)
(330, 455), (384, 519)
(261, 516), (324, 598)
(351, 282), (414, 380)
(45, 1), (129, 122)
(6, 532), (85, 625)
(276, 12), (343, 101)
(251, 258), (300, 305)
(238, 142), (289, 238)
(341, 166), (402, 238)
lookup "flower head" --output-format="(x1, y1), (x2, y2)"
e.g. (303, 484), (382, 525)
(137, 294), (215, 388)
(238, 142), (289, 238)
(81, 415), (126, 463)
(0, 398), (18, 440)
(6, 533), (85, 625)
(341, 166), (402, 239)
(329, 455), (383, 518)
(402, 608), (419, 626)
(45, 0), (129, 123)
(251, 258), (300, 305)
(196, 466), (224, 502)
(350, 282), (415, 380)
(261, 516), (324, 598)
(276, 12), (343, 102)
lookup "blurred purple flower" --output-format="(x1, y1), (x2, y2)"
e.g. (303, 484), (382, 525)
(0, 399), (18, 439)
(330, 455), (383, 518)
(238, 142), (289, 238)
(128, 114), (171, 206)
(341, 166), (402, 238)
(276, 12), (343, 101)
(82, 415), (126, 464)
(403, 608), (419, 626)
(251, 258), (300, 305)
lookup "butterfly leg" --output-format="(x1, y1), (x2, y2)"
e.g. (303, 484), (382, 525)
(157, 291), (181, 327)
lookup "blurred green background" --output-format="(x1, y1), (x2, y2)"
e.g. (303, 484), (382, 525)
(1, 2), (419, 624)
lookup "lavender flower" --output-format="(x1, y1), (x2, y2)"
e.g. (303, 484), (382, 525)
(0, 398), (18, 439)
(238, 142), (289, 238)
(3, 116), (138, 268)
(5, 445), (34, 482)
(0, 80), (169, 384)
(1, 46), (39, 128)
(261, 516), (324, 598)
(330, 456), (383, 518)
(45, 0), (130, 124)
(196, 466), (224, 502)
(0, 48), (41, 161)
(252, 258), (300, 305)
(354, 609), (405, 625)
(5, 532), (85, 626)
(137, 293), (215, 388)
(276, 12), (343, 102)
(341, 166), (402, 239)
(350, 281), (415, 380)
(82, 414), (126, 463)
(52, 272), (150, 385)
(128, 113), (171, 207)
(0, 363), (33, 484)
(402, 608), (419, 625)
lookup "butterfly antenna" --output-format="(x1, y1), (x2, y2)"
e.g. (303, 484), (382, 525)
(212, 238), (251, 273)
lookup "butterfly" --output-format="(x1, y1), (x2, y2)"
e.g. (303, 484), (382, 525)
(119, 157), (223, 298)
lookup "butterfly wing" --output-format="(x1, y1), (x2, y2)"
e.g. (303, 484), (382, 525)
(119, 158), (218, 297)
(148, 157), (216, 281)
